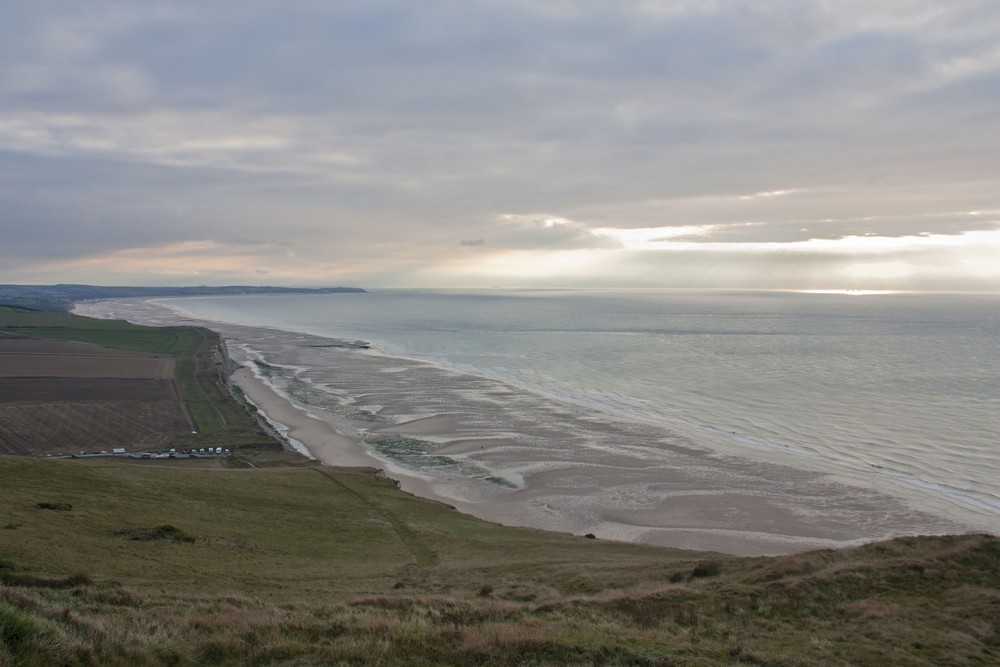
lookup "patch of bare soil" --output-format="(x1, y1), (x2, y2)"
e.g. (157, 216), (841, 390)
(0, 378), (180, 403)
(0, 354), (175, 379)
(0, 337), (175, 379)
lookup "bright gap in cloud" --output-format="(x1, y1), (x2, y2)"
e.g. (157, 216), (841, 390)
(738, 189), (802, 200)
(592, 224), (723, 247)
(592, 226), (1000, 252)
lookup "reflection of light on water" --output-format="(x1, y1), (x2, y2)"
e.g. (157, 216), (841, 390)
(798, 289), (900, 296)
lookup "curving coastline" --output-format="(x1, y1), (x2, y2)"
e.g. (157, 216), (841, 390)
(73, 297), (983, 556)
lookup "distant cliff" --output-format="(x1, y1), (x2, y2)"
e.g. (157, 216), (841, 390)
(0, 284), (366, 312)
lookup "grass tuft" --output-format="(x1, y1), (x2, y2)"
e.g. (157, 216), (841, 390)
(0, 572), (91, 590)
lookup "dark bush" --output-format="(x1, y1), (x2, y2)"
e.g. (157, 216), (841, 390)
(689, 561), (723, 579)
(35, 502), (72, 511)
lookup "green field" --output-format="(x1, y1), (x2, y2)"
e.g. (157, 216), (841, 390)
(2, 306), (999, 665)
(0, 308), (188, 354)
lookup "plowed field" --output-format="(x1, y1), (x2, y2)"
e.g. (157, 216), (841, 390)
(0, 355), (174, 378)
(0, 337), (175, 379)
(0, 401), (192, 454)
(0, 378), (180, 403)
(0, 334), (193, 454)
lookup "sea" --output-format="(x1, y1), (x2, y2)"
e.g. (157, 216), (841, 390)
(78, 289), (1000, 549)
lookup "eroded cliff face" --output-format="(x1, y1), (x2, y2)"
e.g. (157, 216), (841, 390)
(215, 334), (241, 377)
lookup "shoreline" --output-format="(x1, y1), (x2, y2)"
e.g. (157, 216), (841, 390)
(225, 359), (980, 556)
(72, 297), (985, 557)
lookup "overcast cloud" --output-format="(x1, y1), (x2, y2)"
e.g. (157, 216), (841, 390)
(2, 0), (999, 289)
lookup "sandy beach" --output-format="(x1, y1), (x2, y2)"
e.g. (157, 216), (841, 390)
(230, 365), (380, 469)
(73, 297), (978, 556)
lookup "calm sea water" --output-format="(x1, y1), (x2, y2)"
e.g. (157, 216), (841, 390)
(161, 289), (1000, 521)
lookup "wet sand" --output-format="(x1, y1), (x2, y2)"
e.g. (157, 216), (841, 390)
(73, 297), (977, 556)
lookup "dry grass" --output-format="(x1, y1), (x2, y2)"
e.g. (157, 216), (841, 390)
(3, 544), (998, 667)
(2, 456), (999, 665)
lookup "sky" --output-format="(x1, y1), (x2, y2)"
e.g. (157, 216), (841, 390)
(2, 0), (999, 291)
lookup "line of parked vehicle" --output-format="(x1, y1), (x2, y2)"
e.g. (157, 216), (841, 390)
(45, 447), (232, 459)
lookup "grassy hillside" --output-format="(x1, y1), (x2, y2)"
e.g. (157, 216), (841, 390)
(2, 456), (998, 666)
(0, 307), (189, 354)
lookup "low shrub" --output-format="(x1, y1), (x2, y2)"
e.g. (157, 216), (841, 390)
(690, 561), (723, 579)
(113, 525), (195, 543)
(35, 502), (72, 511)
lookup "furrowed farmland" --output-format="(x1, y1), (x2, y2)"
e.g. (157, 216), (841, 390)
(0, 333), (194, 455)
(0, 402), (193, 455)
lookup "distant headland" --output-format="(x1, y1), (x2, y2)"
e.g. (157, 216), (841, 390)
(0, 283), (366, 313)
